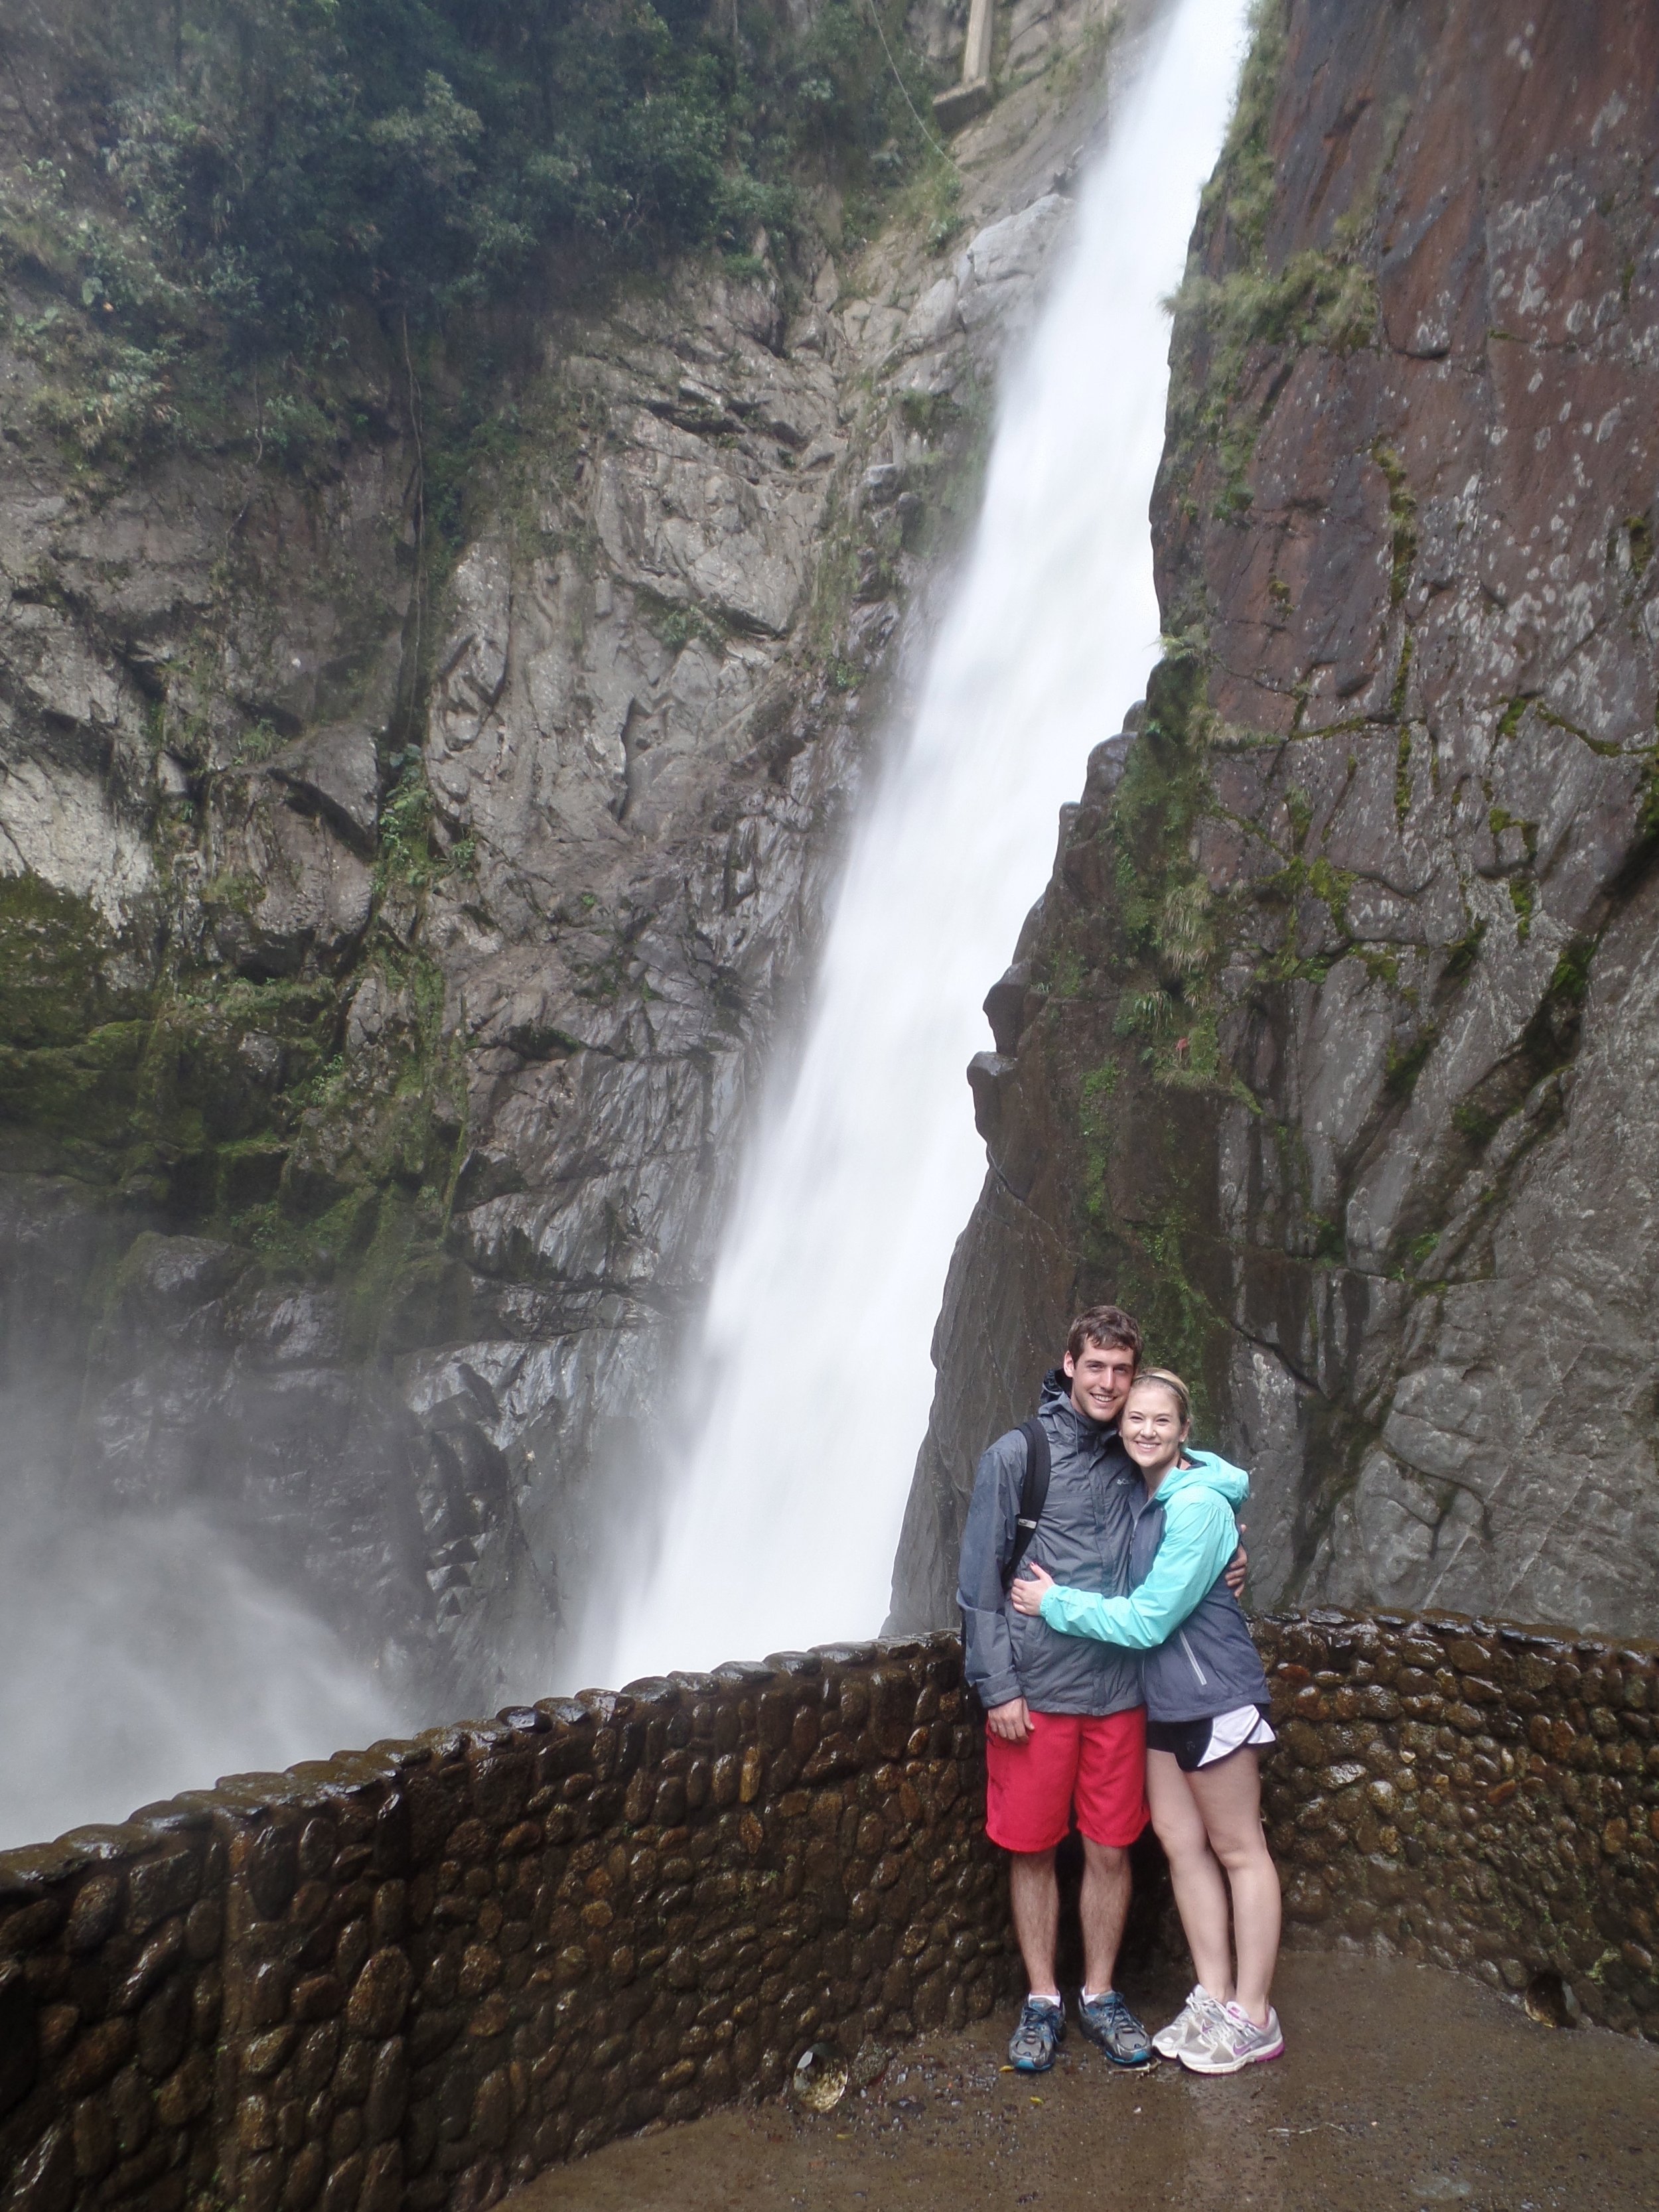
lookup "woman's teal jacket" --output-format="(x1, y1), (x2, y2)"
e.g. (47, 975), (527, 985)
(1035, 1449), (1270, 1722)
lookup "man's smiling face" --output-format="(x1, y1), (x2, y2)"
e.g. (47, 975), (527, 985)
(1063, 1340), (1137, 1425)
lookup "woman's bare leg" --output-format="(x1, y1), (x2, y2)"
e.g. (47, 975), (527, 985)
(1146, 1748), (1233, 2003)
(1187, 1747), (1280, 2023)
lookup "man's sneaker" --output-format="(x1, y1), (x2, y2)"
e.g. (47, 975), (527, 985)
(1151, 1985), (1229, 2062)
(1076, 1988), (1154, 2067)
(1179, 1999), (1285, 2075)
(1008, 1996), (1066, 2073)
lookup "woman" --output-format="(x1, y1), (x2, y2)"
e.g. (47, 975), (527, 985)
(1009, 1367), (1283, 2073)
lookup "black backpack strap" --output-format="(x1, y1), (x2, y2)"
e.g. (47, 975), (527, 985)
(1000, 1416), (1051, 1591)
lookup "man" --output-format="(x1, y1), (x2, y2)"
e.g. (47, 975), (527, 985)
(957, 1304), (1244, 2073)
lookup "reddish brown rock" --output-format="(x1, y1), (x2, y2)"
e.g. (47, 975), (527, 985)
(892, 0), (1659, 1648)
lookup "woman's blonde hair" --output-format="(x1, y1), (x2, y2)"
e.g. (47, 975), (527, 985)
(1127, 1366), (1191, 1426)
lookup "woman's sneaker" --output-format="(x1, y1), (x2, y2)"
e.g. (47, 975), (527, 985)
(1151, 1986), (1229, 2063)
(1179, 1999), (1285, 2075)
(1008, 1996), (1066, 2072)
(1076, 1988), (1153, 2066)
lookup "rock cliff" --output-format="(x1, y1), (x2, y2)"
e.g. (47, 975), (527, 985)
(0, 0), (1128, 1730)
(892, 0), (1659, 1641)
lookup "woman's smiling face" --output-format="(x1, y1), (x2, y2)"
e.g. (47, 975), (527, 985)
(1121, 1379), (1189, 1473)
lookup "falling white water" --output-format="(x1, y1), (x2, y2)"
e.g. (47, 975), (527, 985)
(584, 0), (1252, 1687)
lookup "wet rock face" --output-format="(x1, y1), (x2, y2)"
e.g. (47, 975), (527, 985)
(0, 7), (1128, 1727)
(891, 0), (1659, 1638)
(0, 242), (859, 1710)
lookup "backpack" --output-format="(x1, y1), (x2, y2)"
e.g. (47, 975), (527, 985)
(1000, 1416), (1052, 1591)
(960, 1415), (1052, 1709)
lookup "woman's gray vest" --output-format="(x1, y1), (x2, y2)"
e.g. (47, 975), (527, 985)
(1127, 1478), (1270, 1723)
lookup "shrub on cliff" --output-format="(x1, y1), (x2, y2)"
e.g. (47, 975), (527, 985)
(74, 0), (936, 356)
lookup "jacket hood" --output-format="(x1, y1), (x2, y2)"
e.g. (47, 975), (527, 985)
(1155, 1448), (1250, 1507)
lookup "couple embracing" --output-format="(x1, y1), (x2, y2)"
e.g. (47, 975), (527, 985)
(958, 1304), (1283, 2077)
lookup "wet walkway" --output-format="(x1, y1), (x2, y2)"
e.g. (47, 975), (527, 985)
(506, 1954), (1657, 2211)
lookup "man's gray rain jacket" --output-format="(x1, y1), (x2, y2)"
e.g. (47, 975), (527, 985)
(957, 1370), (1143, 1718)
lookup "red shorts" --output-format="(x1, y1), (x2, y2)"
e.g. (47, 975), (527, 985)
(984, 1706), (1148, 1853)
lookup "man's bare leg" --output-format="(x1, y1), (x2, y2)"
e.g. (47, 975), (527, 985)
(1008, 1848), (1061, 1998)
(1078, 1838), (1131, 1997)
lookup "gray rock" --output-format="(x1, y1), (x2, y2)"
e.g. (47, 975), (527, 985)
(266, 724), (381, 853)
(0, 0), (1123, 1769)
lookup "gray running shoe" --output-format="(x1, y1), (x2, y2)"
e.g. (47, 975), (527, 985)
(1008, 1996), (1066, 2073)
(1151, 1985), (1229, 2062)
(1180, 2000), (1285, 2075)
(1077, 1988), (1153, 2067)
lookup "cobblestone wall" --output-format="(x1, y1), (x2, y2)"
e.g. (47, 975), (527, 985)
(0, 1637), (1017, 2212)
(1256, 1612), (1659, 2038)
(3, 1608), (1657, 2212)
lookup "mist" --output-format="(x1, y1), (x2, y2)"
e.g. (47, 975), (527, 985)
(0, 1502), (403, 1850)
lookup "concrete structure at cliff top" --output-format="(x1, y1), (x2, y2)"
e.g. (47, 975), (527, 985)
(892, 0), (1659, 1647)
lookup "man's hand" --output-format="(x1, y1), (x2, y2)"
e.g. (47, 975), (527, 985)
(1224, 1530), (1248, 1598)
(1009, 1564), (1055, 1616)
(986, 1696), (1032, 1744)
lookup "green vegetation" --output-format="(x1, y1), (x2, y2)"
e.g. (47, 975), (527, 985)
(1108, 649), (1213, 958)
(1115, 987), (1177, 1038)
(1382, 1031), (1434, 1101)
(0, 817), (482, 1352)
(1405, 1226), (1441, 1272)
(1076, 1058), (1121, 1224)
(71, 0), (940, 354)
(1116, 1217), (1226, 1428)
(7, 0), (948, 488)
(1309, 1212), (1345, 1265)
(1488, 803), (1538, 863)
(1545, 934), (1594, 1010)
(1452, 1099), (1501, 1147)
(1372, 441), (1418, 606)
(1495, 694), (1534, 742)
(887, 157), (964, 257)
(1442, 916), (1486, 981)
(0, 893), (470, 1342)
(647, 596), (731, 656)
(1356, 946), (1401, 991)
(376, 756), (477, 892)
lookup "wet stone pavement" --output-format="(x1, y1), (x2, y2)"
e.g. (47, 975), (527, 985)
(505, 1954), (1658, 2211)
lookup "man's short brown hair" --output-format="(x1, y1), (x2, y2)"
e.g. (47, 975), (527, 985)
(1065, 1304), (1143, 1367)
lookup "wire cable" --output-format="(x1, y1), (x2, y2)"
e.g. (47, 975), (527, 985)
(862, 0), (961, 169)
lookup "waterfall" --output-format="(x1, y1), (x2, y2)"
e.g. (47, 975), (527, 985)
(579, 0), (1253, 1689)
